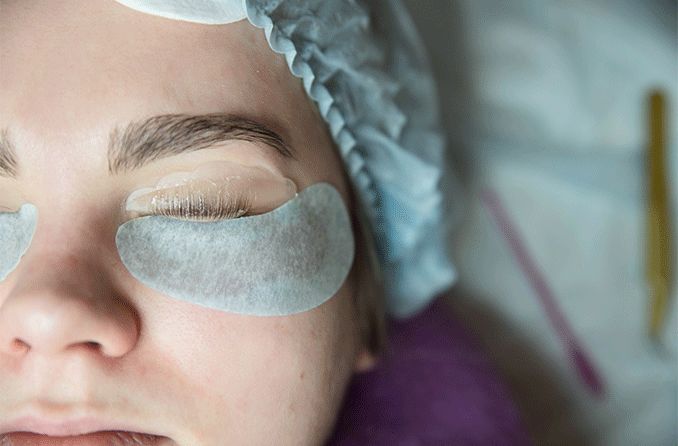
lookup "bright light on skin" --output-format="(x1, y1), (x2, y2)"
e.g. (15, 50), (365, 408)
(0, 1), (376, 444)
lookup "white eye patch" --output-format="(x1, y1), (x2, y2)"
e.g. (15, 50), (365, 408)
(114, 0), (246, 25)
(115, 182), (355, 316)
(0, 204), (38, 281)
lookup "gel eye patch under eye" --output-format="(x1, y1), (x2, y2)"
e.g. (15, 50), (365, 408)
(0, 204), (38, 281)
(116, 182), (355, 316)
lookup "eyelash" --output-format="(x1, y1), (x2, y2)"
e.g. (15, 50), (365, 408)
(150, 190), (253, 221)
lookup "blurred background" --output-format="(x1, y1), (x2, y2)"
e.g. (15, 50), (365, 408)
(402, 0), (677, 444)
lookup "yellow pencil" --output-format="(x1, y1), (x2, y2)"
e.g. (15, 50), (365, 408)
(646, 89), (673, 341)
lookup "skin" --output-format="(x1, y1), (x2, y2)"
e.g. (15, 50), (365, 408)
(0, 1), (374, 445)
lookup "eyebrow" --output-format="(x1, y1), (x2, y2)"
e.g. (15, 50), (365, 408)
(0, 129), (19, 178)
(108, 113), (295, 175)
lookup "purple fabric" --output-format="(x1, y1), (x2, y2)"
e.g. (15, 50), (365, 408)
(328, 298), (533, 446)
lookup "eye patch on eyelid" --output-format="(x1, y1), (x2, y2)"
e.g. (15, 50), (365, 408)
(0, 204), (38, 281)
(115, 182), (355, 316)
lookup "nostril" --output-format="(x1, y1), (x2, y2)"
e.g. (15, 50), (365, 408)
(83, 341), (102, 352)
(9, 338), (30, 354)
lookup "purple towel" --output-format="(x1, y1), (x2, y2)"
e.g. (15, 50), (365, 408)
(328, 298), (533, 445)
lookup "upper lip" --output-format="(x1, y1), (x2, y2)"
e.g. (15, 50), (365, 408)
(0, 413), (158, 437)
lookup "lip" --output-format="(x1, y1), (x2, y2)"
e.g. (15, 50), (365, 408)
(0, 431), (168, 446)
(0, 415), (155, 437)
(0, 415), (174, 446)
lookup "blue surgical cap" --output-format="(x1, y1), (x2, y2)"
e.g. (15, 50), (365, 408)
(114, 0), (457, 318)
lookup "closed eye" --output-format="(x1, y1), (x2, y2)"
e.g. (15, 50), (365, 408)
(148, 189), (254, 221)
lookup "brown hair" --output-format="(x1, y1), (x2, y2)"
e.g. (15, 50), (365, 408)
(347, 180), (388, 355)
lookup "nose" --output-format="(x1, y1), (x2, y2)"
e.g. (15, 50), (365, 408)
(0, 254), (139, 358)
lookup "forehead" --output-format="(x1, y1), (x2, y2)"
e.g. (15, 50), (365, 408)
(0, 0), (304, 145)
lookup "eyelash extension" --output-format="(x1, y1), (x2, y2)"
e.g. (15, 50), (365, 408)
(150, 189), (253, 221)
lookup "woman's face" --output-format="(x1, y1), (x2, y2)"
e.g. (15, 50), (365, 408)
(0, 1), (371, 445)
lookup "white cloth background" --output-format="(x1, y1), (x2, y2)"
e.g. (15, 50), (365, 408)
(404, 0), (678, 444)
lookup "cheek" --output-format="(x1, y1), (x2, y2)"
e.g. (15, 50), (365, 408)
(142, 284), (358, 439)
(0, 283), (8, 310)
